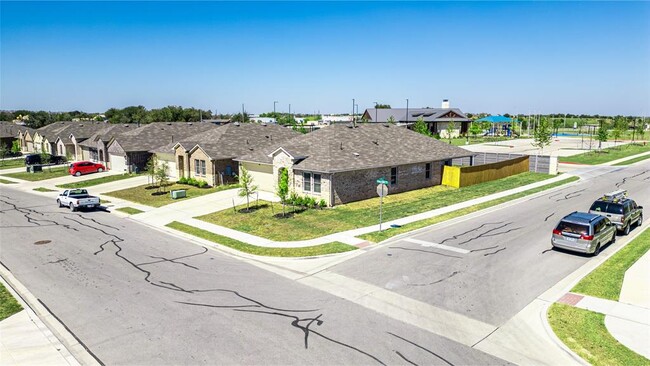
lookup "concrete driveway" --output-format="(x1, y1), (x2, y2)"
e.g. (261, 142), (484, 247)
(463, 137), (627, 157)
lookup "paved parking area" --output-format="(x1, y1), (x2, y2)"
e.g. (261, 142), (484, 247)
(463, 137), (624, 157)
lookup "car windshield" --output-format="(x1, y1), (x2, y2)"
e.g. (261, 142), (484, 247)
(590, 201), (623, 214)
(69, 189), (88, 196)
(556, 221), (589, 235)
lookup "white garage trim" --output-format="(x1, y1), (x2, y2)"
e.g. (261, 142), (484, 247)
(242, 162), (274, 193)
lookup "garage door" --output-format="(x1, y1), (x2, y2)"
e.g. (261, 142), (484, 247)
(243, 163), (274, 193)
(166, 161), (177, 179)
(110, 154), (127, 173)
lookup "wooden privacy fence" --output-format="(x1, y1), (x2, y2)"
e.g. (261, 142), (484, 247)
(442, 156), (530, 188)
(452, 152), (558, 174)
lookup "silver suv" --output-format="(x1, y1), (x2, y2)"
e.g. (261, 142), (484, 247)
(552, 212), (616, 256)
(588, 190), (643, 235)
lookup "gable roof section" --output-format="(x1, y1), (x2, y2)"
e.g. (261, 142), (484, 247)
(110, 122), (219, 152)
(78, 124), (137, 148)
(364, 108), (471, 123)
(0, 121), (33, 139)
(154, 123), (300, 159)
(236, 124), (474, 173)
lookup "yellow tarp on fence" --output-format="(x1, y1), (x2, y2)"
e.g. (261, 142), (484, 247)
(442, 156), (530, 188)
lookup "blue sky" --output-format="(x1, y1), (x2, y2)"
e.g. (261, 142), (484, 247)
(1, 1), (649, 115)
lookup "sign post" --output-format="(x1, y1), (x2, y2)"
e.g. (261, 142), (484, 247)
(376, 178), (389, 231)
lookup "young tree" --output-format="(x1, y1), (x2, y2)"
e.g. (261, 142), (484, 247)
(276, 168), (289, 216)
(552, 119), (563, 137)
(635, 120), (645, 141)
(386, 116), (396, 124)
(480, 121), (492, 135)
(0, 145), (7, 166)
(145, 155), (158, 187)
(469, 122), (482, 141)
(611, 118), (627, 146)
(11, 140), (21, 154)
(531, 118), (552, 155)
(596, 124), (609, 151)
(237, 166), (258, 212)
(155, 161), (169, 193)
(412, 117), (431, 137)
(447, 121), (456, 143)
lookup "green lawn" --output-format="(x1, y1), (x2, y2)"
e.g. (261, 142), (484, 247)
(56, 173), (141, 189)
(33, 187), (57, 192)
(105, 183), (237, 208)
(0, 159), (25, 170)
(572, 228), (650, 301)
(360, 176), (580, 243)
(448, 136), (513, 146)
(613, 154), (650, 166)
(166, 221), (356, 257)
(116, 207), (144, 215)
(2, 166), (69, 181)
(559, 144), (650, 165)
(548, 303), (649, 366)
(197, 172), (557, 241)
(0, 283), (23, 321)
(0, 178), (17, 184)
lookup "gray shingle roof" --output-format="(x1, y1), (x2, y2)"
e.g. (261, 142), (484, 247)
(364, 108), (470, 123)
(78, 124), (138, 148)
(155, 123), (301, 159)
(111, 122), (219, 152)
(0, 121), (33, 139)
(34, 121), (109, 143)
(236, 124), (474, 173)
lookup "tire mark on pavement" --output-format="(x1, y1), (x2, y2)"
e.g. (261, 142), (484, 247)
(544, 213), (555, 221)
(394, 350), (418, 366)
(388, 332), (454, 366)
(408, 271), (460, 287)
(438, 222), (503, 245)
(388, 247), (462, 259)
(483, 247), (507, 256)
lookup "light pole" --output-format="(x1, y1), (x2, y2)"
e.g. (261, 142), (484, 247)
(355, 104), (359, 122)
(273, 101), (278, 115)
(352, 98), (355, 126)
(374, 101), (378, 123)
(406, 98), (409, 125)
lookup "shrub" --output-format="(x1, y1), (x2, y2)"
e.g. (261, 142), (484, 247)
(289, 192), (299, 206)
(188, 178), (199, 186)
(307, 197), (316, 208)
(318, 199), (327, 209)
(197, 180), (208, 188)
(178, 176), (188, 184)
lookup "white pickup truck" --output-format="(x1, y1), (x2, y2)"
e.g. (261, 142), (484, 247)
(57, 189), (101, 211)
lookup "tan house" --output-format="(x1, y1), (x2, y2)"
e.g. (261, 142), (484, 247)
(0, 122), (32, 151)
(165, 122), (299, 185)
(77, 124), (137, 166)
(236, 124), (475, 206)
(18, 128), (36, 153)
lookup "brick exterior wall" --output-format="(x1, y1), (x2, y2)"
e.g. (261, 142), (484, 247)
(332, 161), (444, 205)
(213, 159), (238, 186)
(174, 146), (188, 178)
(187, 148), (214, 185)
(293, 169), (333, 206)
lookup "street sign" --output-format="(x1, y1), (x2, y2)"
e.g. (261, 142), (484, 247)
(376, 183), (388, 197)
(376, 178), (389, 185)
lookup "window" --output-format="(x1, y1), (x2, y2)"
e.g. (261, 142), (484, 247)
(390, 167), (398, 185)
(313, 174), (321, 193)
(303, 172), (312, 191)
(194, 159), (200, 175)
(200, 160), (206, 176)
(425, 163), (431, 179)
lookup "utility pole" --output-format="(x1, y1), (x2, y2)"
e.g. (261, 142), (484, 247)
(273, 101), (278, 115)
(406, 98), (409, 125)
(241, 104), (245, 123)
(352, 98), (355, 126)
(374, 101), (378, 123)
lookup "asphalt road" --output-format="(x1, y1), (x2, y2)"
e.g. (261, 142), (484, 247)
(0, 188), (506, 365)
(331, 162), (650, 326)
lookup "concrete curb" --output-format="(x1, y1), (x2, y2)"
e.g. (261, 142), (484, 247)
(0, 262), (102, 366)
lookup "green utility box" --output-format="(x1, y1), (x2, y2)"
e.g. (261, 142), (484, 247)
(170, 189), (187, 199)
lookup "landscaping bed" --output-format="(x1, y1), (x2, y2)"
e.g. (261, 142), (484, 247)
(166, 221), (356, 257)
(197, 172), (557, 241)
(1, 166), (69, 181)
(559, 143), (650, 165)
(104, 183), (237, 208)
(56, 173), (141, 189)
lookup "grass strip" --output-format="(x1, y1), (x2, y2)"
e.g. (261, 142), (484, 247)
(0, 159), (25, 170)
(548, 303), (649, 366)
(358, 176), (580, 242)
(116, 207), (144, 215)
(33, 187), (57, 192)
(56, 173), (140, 188)
(0, 178), (17, 184)
(572, 227), (650, 301)
(0, 282), (23, 321)
(2, 166), (69, 181)
(559, 144), (650, 165)
(105, 183), (237, 208)
(198, 172), (557, 241)
(166, 221), (357, 257)
(612, 154), (650, 166)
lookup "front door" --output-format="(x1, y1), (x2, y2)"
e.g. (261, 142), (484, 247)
(178, 155), (184, 177)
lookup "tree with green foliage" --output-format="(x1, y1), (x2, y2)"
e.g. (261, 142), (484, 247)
(532, 118), (552, 155)
(375, 104), (391, 109)
(387, 116), (396, 124)
(596, 123), (609, 151)
(635, 120), (645, 141)
(145, 155), (158, 187)
(237, 166), (258, 212)
(292, 123), (308, 134)
(480, 121), (492, 134)
(155, 161), (170, 193)
(11, 140), (21, 154)
(611, 117), (627, 146)
(447, 121), (456, 143)
(412, 117), (431, 137)
(276, 168), (289, 216)
(0, 145), (7, 165)
(469, 122), (482, 140)
(552, 118), (563, 137)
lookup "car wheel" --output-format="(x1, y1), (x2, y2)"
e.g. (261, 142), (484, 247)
(97, 168), (103, 173)
(75, 171), (81, 176)
(638, 214), (643, 227)
(610, 233), (616, 244)
(70, 204), (76, 212)
(592, 244), (601, 256)
(623, 224), (630, 235)
(57, 199), (62, 208)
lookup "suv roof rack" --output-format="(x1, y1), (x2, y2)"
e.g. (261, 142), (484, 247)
(601, 189), (627, 202)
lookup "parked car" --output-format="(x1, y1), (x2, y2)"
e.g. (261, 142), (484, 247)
(25, 153), (67, 166)
(57, 189), (101, 211)
(551, 212), (616, 256)
(588, 190), (643, 235)
(69, 161), (106, 176)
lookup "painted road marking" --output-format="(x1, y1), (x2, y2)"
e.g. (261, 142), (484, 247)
(403, 238), (470, 254)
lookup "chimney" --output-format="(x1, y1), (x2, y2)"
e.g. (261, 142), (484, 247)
(442, 99), (450, 109)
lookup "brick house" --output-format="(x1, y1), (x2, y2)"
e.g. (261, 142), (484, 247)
(236, 124), (475, 206)
(166, 122), (300, 186)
